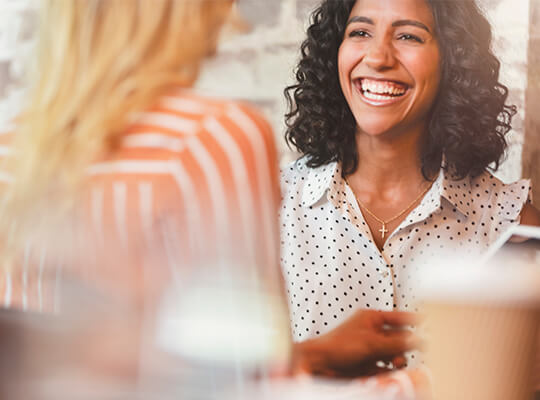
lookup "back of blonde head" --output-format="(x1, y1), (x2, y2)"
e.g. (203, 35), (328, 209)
(0, 0), (232, 252)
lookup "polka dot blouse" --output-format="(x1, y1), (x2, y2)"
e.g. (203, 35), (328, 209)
(279, 158), (531, 344)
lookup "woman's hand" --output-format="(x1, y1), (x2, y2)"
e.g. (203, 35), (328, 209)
(293, 310), (419, 378)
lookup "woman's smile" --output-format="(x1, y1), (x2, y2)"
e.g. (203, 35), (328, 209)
(354, 77), (410, 107)
(338, 0), (441, 137)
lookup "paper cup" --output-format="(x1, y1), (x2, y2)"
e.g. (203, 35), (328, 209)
(420, 264), (540, 400)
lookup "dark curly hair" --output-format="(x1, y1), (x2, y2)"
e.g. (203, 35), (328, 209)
(284, 0), (516, 180)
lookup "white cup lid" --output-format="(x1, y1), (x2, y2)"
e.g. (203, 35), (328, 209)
(418, 261), (540, 305)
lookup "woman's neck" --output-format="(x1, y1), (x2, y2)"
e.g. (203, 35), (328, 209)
(348, 128), (428, 194)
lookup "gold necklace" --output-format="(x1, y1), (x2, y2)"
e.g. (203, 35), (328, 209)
(346, 179), (433, 239)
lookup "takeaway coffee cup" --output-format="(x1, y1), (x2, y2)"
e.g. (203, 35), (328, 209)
(420, 264), (540, 400)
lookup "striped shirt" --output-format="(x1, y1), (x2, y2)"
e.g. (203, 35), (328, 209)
(0, 89), (283, 314)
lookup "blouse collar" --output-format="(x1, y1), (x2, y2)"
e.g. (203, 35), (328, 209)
(300, 160), (474, 219)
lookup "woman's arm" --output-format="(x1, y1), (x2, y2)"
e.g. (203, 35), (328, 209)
(520, 203), (540, 226)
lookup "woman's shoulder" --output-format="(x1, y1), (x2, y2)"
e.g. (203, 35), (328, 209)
(181, 91), (271, 127)
(279, 158), (316, 219)
(136, 90), (274, 141)
(279, 158), (340, 208)
(469, 171), (530, 202)
(280, 157), (311, 185)
(280, 157), (332, 192)
(468, 170), (531, 222)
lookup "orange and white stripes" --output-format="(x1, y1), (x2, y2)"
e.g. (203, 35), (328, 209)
(0, 90), (281, 311)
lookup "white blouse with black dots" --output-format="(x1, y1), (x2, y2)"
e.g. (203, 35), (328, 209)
(279, 158), (531, 347)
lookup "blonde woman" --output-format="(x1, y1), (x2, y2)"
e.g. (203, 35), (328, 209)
(0, 0), (285, 308)
(0, 1), (290, 396)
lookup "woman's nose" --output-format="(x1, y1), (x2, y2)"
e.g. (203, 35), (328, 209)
(364, 38), (397, 70)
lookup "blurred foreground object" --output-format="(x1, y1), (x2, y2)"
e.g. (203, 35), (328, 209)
(420, 226), (540, 400)
(0, 273), (291, 400)
(0, 0), (291, 398)
(0, 283), (142, 400)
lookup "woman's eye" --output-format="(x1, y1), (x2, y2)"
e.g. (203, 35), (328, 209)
(397, 33), (424, 43)
(349, 30), (370, 38)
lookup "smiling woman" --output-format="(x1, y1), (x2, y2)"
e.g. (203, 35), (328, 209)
(338, 0), (441, 140)
(281, 0), (540, 378)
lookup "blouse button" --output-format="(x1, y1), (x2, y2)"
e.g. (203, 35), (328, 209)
(382, 270), (390, 278)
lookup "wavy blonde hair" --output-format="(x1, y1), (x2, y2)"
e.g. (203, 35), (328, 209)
(0, 0), (233, 250)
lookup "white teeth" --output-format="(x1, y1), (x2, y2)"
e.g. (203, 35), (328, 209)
(359, 79), (406, 96)
(363, 91), (394, 101)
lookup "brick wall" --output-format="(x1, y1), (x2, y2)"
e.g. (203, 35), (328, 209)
(483, 0), (530, 183)
(0, 0), (35, 131)
(0, 0), (531, 183)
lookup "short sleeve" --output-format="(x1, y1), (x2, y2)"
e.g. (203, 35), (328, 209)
(496, 178), (531, 223)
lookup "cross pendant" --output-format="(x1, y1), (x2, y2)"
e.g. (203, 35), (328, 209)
(379, 224), (388, 239)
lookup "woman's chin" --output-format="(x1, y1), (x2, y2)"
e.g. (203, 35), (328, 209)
(352, 114), (405, 138)
(355, 117), (420, 140)
(356, 125), (397, 138)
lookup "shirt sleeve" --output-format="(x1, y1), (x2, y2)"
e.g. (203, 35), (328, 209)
(496, 178), (531, 224)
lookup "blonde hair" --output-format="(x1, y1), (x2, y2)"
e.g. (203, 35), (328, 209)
(0, 0), (233, 250)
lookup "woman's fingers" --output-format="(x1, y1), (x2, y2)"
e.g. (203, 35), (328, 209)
(295, 310), (422, 378)
(325, 360), (397, 378)
(373, 330), (420, 356)
(377, 310), (418, 327)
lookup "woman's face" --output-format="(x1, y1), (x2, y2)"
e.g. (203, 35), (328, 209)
(338, 0), (441, 138)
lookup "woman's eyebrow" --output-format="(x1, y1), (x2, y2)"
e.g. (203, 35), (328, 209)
(346, 16), (374, 26)
(346, 16), (431, 34)
(391, 19), (431, 33)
